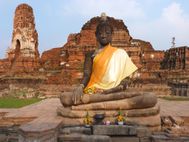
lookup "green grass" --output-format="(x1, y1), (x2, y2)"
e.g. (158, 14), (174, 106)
(0, 97), (42, 108)
(159, 96), (189, 101)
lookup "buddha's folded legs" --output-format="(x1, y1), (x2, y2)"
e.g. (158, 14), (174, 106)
(72, 93), (157, 110)
(60, 91), (157, 108)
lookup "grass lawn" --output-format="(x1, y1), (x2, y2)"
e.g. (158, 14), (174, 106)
(159, 96), (189, 101)
(0, 97), (42, 108)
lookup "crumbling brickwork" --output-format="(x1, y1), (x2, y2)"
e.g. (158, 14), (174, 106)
(7, 3), (40, 73)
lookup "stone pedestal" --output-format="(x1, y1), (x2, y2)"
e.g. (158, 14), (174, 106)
(58, 92), (161, 131)
(59, 125), (152, 142)
(59, 125), (189, 142)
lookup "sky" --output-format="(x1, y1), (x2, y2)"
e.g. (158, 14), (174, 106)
(0, 0), (189, 58)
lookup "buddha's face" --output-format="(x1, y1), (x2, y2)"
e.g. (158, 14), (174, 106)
(96, 25), (112, 47)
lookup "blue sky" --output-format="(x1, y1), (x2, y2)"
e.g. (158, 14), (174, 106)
(0, 0), (189, 58)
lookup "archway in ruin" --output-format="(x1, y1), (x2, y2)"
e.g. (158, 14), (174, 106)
(11, 39), (21, 67)
(14, 39), (21, 59)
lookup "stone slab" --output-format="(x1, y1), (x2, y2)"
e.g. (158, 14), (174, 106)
(18, 116), (62, 142)
(19, 116), (62, 132)
(93, 125), (138, 136)
(61, 126), (91, 135)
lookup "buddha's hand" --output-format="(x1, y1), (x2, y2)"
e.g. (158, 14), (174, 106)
(72, 84), (84, 105)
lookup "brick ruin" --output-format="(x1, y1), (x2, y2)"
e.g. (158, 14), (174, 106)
(0, 4), (189, 97)
(7, 3), (39, 73)
(161, 46), (189, 70)
(160, 46), (189, 96)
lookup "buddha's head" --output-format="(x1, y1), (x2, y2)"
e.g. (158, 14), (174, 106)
(95, 14), (113, 47)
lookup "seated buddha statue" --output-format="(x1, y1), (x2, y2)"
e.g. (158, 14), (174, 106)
(58, 14), (161, 131)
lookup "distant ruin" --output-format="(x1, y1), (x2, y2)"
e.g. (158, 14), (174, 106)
(8, 3), (40, 73)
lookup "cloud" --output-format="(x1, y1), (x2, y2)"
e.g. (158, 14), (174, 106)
(131, 2), (189, 50)
(157, 2), (189, 49)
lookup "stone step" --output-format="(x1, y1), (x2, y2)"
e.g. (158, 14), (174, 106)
(0, 126), (19, 142)
(58, 125), (152, 142)
(58, 134), (111, 142)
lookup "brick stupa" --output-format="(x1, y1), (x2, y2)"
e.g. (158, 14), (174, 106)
(7, 3), (40, 73)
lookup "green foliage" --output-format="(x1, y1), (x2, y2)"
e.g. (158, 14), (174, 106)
(0, 97), (42, 108)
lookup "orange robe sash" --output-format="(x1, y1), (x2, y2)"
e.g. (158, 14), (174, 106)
(84, 44), (117, 94)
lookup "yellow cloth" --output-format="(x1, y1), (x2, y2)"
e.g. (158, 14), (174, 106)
(84, 44), (137, 93)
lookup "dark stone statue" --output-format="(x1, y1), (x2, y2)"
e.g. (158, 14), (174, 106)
(58, 14), (160, 131)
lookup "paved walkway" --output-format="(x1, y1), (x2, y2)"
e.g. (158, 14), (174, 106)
(0, 98), (62, 132)
(158, 98), (189, 117)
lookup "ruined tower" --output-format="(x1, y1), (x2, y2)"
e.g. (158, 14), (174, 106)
(8, 3), (39, 72)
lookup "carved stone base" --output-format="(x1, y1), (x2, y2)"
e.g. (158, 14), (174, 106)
(58, 92), (161, 131)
